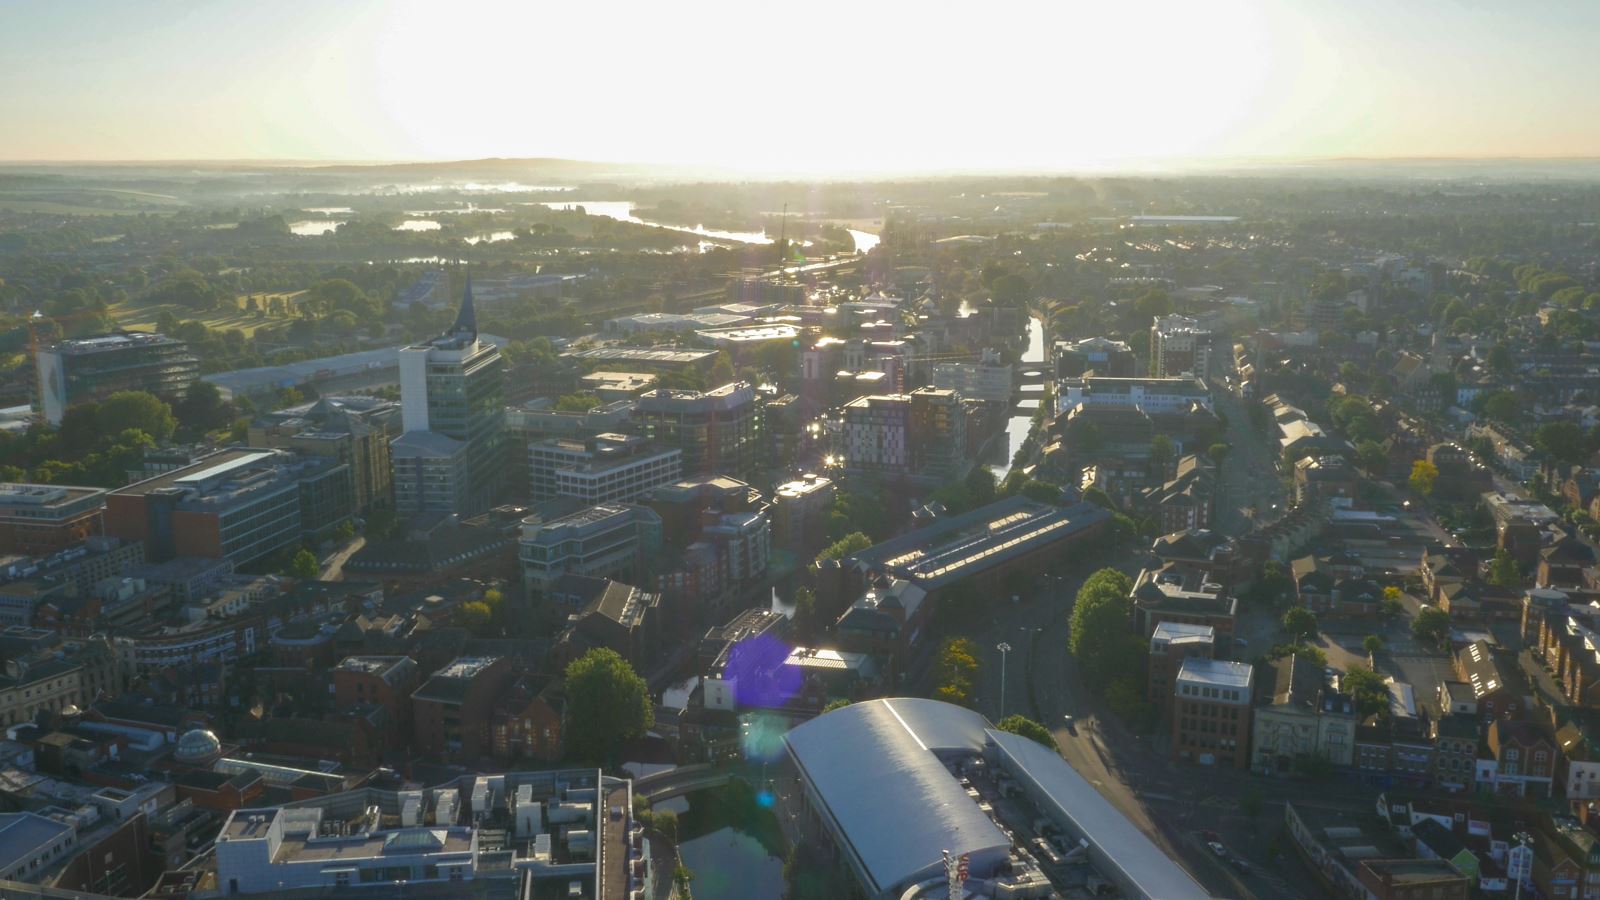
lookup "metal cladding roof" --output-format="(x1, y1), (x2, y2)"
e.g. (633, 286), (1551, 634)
(986, 729), (1212, 899)
(782, 698), (1008, 897)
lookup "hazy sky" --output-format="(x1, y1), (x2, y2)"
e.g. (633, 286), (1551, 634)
(5, 0), (1600, 173)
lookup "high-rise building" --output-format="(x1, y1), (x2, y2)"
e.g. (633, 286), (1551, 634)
(908, 387), (967, 479)
(841, 394), (910, 474)
(1149, 315), (1215, 378)
(35, 331), (199, 426)
(629, 382), (762, 480)
(392, 276), (506, 516)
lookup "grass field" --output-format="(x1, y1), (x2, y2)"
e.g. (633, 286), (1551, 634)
(111, 291), (304, 337)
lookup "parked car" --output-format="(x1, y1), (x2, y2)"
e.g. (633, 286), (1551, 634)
(1207, 841), (1227, 857)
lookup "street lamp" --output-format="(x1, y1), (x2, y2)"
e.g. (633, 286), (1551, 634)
(996, 642), (1013, 717)
(1513, 831), (1533, 900)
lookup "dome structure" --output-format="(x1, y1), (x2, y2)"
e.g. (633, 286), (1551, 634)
(175, 728), (222, 765)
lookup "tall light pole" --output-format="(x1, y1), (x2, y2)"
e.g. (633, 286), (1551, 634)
(996, 642), (1013, 717)
(1513, 831), (1533, 900)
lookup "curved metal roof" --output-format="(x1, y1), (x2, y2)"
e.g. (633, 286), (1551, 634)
(783, 698), (1008, 897)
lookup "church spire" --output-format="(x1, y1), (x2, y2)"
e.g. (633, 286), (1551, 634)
(450, 268), (477, 339)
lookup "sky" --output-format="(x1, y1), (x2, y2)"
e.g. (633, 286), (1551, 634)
(4, 0), (1600, 174)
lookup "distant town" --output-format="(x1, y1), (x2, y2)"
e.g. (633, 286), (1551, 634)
(5, 161), (1600, 900)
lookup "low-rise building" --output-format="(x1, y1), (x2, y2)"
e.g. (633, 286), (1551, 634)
(0, 484), (106, 557)
(411, 656), (513, 763)
(1252, 655), (1357, 773)
(104, 448), (353, 567)
(1173, 657), (1253, 769)
(526, 432), (682, 505)
(518, 502), (662, 595)
(1147, 621), (1214, 710)
(1476, 719), (1558, 798)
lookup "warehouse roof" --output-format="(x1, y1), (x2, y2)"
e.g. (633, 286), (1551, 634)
(987, 729), (1212, 899)
(782, 698), (1008, 897)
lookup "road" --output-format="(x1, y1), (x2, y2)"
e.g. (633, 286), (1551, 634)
(1212, 391), (1287, 535)
(319, 536), (365, 581)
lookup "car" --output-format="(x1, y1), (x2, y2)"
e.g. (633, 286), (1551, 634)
(1062, 714), (1076, 733)
(1229, 856), (1251, 874)
(1201, 831), (1221, 843)
(1207, 841), (1227, 857)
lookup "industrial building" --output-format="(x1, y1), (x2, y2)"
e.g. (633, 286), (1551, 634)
(783, 698), (1211, 899)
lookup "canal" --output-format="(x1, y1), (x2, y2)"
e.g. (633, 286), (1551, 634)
(989, 315), (1048, 480)
(654, 782), (786, 900)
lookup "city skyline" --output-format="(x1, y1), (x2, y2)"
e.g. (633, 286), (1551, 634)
(7, 0), (1600, 173)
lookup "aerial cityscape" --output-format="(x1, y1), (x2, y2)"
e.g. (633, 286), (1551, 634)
(6, 2), (1600, 899)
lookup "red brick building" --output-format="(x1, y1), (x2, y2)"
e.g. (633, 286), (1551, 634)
(411, 656), (513, 763)
(1172, 657), (1254, 769)
(490, 673), (564, 763)
(0, 484), (106, 557)
(331, 655), (419, 746)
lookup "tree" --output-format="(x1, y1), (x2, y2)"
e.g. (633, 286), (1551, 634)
(1362, 634), (1385, 656)
(1536, 422), (1588, 464)
(554, 393), (602, 412)
(792, 587), (819, 638)
(458, 601), (493, 632)
(991, 272), (1031, 306)
(1408, 459), (1439, 496)
(1481, 390), (1521, 423)
(818, 531), (872, 562)
(333, 521), (356, 542)
(1380, 586), (1404, 619)
(820, 698), (852, 714)
(1339, 665), (1390, 718)
(1068, 568), (1136, 689)
(1282, 606), (1318, 643)
(1133, 288), (1172, 320)
(1412, 607), (1452, 648)
(1243, 561), (1293, 608)
(1150, 435), (1174, 473)
(97, 391), (176, 443)
(286, 548), (319, 579)
(1487, 549), (1522, 589)
(996, 715), (1055, 748)
(1207, 442), (1231, 468)
(1487, 343), (1513, 375)
(174, 381), (233, 435)
(1355, 440), (1387, 473)
(564, 648), (653, 763)
(935, 638), (981, 706)
(708, 352), (736, 386)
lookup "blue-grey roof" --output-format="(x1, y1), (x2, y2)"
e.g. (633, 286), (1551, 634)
(986, 729), (1212, 899)
(782, 698), (1009, 897)
(845, 496), (1110, 591)
(0, 812), (73, 873)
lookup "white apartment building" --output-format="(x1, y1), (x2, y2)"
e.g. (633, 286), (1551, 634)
(842, 394), (910, 473)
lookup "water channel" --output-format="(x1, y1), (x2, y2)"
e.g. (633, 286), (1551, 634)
(653, 786), (785, 900)
(989, 316), (1047, 480)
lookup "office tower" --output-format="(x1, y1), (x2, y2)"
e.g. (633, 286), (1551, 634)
(391, 276), (507, 516)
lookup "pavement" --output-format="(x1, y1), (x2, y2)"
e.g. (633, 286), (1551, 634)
(319, 535), (365, 581)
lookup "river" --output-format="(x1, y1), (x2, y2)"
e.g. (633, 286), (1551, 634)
(538, 200), (774, 244)
(989, 316), (1047, 479)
